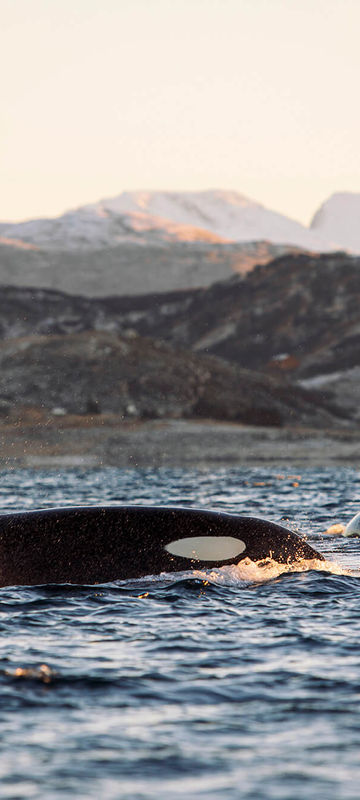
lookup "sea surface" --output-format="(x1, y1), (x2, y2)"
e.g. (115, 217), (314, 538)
(0, 465), (360, 800)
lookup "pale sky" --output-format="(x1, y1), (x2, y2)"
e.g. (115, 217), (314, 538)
(2, 0), (360, 224)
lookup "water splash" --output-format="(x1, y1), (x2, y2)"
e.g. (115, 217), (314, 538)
(192, 555), (350, 586)
(127, 555), (350, 589)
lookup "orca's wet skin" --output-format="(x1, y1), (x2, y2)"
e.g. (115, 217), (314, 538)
(0, 506), (323, 586)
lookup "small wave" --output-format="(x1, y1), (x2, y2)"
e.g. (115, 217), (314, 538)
(128, 555), (350, 589)
(0, 558), (350, 597)
(192, 556), (350, 586)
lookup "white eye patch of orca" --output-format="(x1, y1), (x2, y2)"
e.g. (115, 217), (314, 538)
(164, 535), (246, 562)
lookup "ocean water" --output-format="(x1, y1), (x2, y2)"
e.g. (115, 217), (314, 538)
(0, 465), (360, 800)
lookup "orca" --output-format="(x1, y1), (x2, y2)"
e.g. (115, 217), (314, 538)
(0, 506), (324, 587)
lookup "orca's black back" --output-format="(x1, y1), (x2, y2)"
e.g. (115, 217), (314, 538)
(0, 506), (323, 586)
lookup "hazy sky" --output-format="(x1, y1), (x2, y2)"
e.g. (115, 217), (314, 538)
(2, 0), (360, 223)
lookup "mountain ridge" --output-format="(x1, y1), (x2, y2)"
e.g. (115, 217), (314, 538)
(0, 189), (344, 252)
(0, 239), (301, 297)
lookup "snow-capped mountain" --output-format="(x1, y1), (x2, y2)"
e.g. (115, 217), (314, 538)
(0, 190), (336, 252)
(0, 206), (227, 251)
(310, 192), (360, 251)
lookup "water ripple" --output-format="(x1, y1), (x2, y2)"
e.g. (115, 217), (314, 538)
(0, 466), (360, 799)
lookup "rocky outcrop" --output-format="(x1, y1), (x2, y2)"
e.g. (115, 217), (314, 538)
(0, 250), (358, 425)
(0, 330), (345, 427)
(90, 251), (358, 388)
(1, 251), (357, 365)
(139, 251), (360, 382)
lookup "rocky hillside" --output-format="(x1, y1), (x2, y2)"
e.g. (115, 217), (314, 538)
(0, 330), (341, 428)
(127, 251), (359, 381)
(0, 250), (358, 425)
(0, 252), (357, 361)
(104, 251), (359, 421)
(2, 251), (354, 389)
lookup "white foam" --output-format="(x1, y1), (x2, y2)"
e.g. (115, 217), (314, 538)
(191, 556), (349, 586)
(124, 555), (350, 589)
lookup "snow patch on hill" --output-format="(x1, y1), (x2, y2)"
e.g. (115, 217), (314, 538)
(85, 189), (333, 250)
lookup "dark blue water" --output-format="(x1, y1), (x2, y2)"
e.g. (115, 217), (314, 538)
(1, 466), (360, 800)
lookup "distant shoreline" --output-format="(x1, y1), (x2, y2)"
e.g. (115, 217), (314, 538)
(0, 416), (359, 470)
